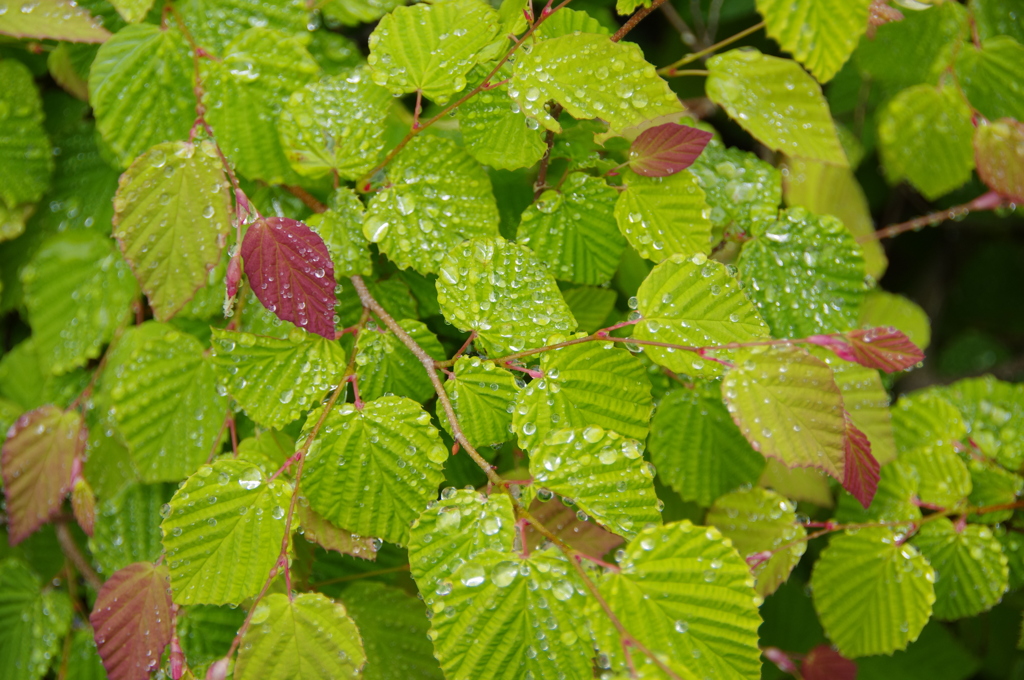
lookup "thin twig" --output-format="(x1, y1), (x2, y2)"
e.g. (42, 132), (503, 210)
(610, 0), (672, 43)
(55, 523), (102, 590)
(658, 20), (765, 75)
(859, 191), (1006, 242)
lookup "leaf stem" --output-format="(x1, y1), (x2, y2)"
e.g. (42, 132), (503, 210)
(664, 69), (710, 77)
(658, 20), (764, 75)
(55, 523), (102, 591)
(351, 276), (505, 487)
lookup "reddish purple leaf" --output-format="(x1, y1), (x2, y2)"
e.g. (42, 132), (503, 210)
(844, 327), (923, 372)
(72, 477), (96, 537)
(90, 562), (174, 680)
(801, 644), (857, 680)
(1, 405), (85, 544)
(842, 413), (879, 509)
(805, 334), (858, 363)
(628, 123), (713, 177)
(241, 216), (336, 339)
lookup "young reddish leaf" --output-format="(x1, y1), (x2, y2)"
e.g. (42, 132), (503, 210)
(71, 477), (96, 537)
(524, 497), (625, 556)
(240, 216), (336, 339)
(974, 118), (1024, 203)
(804, 334), (858, 363)
(90, 562), (174, 680)
(844, 326), (924, 372)
(842, 413), (879, 509)
(801, 644), (857, 680)
(628, 123), (713, 177)
(297, 503), (379, 560)
(1, 406), (85, 544)
(762, 647), (798, 675)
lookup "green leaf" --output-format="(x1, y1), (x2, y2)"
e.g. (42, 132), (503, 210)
(341, 582), (444, 680)
(688, 140), (782, 235)
(591, 521), (763, 680)
(855, 619), (980, 680)
(367, 0), (500, 103)
(102, 322), (228, 482)
(891, 391), (967, 455)
(112, 140), (231, 320)
(210, 327), (346, 429)
(966, 460), (1022, 523)
(89, 482), (172, 575)
(706, 487), (806, 597)
(435, 237), (577, 355)
(408, 489), (516, 600)
(0, 60), (52, 210)
(0, 0), (109, 42)
(442, 356), (518, 448)
(902, 445), (972, 510)
(337, 276), (419, 328)
(615, 168), (713, 263)
(427, 548), (593, 679)
(0, 338), (88, 411)
(354, 319), (444, 403)
(534, 7), (609, 39)
(811, 528), (935, 657)
(363, 136), (500, 274)
(307, 188), (373, 279)
(974, 117), (1024, 203)
(855, 2), (968, 91)
(633, 255), (771, 379)
(819, 353), (897, 465)
(512, 340), (652, 451)
(202, 28), (320, 184)
(109, 0), (154, 23)
(738, 207), (867, 337)
(297, 503), (379, 560)
(161, 458), (292, 605)
(458, 65), (547, 171)
(755, 0), (872, 83)
(782, 156), (887, 280)
(303, 397), (448, 545)
(176, 0), (308, 56)
(955, 37), (1024, 122)
(22, 231), (137, 375)
(530, 426), (660, 538)
(878, 84), (975, 200)
(176, 605), (245, 670)
(760, 459), (834, 507)
(706, 48), (847, 166)
(722, 346), (846, 479)
(89, 24), (195, 168)
(321, 0), (401, 27)
(972, 0), (1024, 45)
(941, 375), (1024, 470)
(911, 519), (1007, 620)
(279, 66), (392, 180)
(65, 629), (106, 680)
(235, 592), (366, 680)
(511, 32), (684, 135)
(858, 290), (931, 351)
(561, 286), (616, 333)
(649, 384), (766, 506)
(0, 558), (73, 680)
(517, 173), (623, 285)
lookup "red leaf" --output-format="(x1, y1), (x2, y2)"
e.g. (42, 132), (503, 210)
(628, 123), (713, 177)
(72, 477), (96, 537)
(1, 405), (85, 544)
(804, 334), (858, 363)
(844, 327), (923, 372)
(240, 216), (336, 339)
(801, 644), (857, 680)
(90, 563), (174, 680)
(842, 413), (879, 509)
(762, 647), (798, 675)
